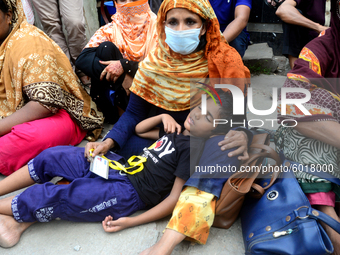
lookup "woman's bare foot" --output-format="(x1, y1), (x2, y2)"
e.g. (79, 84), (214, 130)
(0, 214), (34, 248)
(315, 205), (340, 255)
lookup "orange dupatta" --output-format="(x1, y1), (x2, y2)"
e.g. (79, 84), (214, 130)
(0, 0), (103, 130)
(130, 0), (250, 111)
(85, 0), (158, 62)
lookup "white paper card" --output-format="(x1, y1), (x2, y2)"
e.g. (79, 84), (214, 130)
(90, 156), (109, 179)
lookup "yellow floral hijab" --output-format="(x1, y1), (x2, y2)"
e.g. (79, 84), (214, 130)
(130, 0), (250, 111)
(0, 0), (103, 130)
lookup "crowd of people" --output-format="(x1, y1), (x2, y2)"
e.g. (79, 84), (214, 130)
(0, 0), (340, 254)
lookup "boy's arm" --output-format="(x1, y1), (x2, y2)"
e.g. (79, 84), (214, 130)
(135, 114), (163, 140)
(102, 177), (186, 233)
(135, 114), (182, 140)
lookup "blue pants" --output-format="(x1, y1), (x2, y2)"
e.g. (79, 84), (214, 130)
(229, 30), (249, 58)
(12, 146), (145, 223)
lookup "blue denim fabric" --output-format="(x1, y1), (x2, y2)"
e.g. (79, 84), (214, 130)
(185, 135), (241, 198)
(229, 30), (249, 58)
(13, 146), (145, 223)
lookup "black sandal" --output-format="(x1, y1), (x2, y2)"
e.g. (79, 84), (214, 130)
(264, 0), (284, 10)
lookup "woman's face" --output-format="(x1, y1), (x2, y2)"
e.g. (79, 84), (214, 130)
(165, 8), (206, 37)
(115, 0), (139, 4)
(0, 9), (12, 45)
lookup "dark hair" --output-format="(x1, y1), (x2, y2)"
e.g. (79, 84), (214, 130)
(0, 0), (9, 13)
(210, 89), (245, 135)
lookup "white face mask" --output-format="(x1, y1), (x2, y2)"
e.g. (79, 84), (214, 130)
(164, 25), (202, 55)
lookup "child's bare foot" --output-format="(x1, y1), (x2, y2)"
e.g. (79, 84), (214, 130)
(0, 214), (34, 248)
(315, 205), (340, 255)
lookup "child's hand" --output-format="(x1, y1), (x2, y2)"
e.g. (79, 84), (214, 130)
(102, 215), (131, 233)
(161, 114), (181, 135)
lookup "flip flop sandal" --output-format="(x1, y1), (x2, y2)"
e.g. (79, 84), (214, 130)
(264, 0), (284, 9)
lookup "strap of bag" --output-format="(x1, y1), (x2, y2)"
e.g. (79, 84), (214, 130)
(214, 133), (282, 228)
(244, 143), (282, 197)
(246, 144), (282, 166)
(101, 0), (110, 24)
(307, 207), (340, 234)
(227, 133), (281, 195)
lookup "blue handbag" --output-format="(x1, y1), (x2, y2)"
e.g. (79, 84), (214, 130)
(240, 160), (340, 255)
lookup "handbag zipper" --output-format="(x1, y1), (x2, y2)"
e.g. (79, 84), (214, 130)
(247, 227), (297, 252)
(273, 228), (293, 238)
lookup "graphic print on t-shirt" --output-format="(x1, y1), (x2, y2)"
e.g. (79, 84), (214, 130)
(127, 133), (191, 206)
(143, 135), (176, 162)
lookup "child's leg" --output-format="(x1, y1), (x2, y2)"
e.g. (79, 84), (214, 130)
(0, 146), (89, 197)
(141, 187), (216, 255)
(141, 229), (186, 255)
(0, 195), (35, 248)
(25, 146), (91, 184)
(0, 196), (15, 215)
(0, 165), (34, 196)
(12, 170), (144, 223)
(0, 214), (35, 248)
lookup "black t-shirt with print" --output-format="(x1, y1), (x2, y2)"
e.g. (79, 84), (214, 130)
(127, 133), (191, 206)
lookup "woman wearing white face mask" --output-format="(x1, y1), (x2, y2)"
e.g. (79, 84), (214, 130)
(85, 0), (251, 162)
(163, 9), (206, 55)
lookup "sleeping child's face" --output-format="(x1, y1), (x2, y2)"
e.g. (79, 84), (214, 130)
(184, 99), (221, 138)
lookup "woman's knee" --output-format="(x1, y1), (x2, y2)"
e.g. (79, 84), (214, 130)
(96, 41), (122, 60)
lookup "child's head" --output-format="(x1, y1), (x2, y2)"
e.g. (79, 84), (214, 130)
(184, 90), (240, 138)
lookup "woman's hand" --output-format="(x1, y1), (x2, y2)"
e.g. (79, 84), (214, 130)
(100, 60), (124, 82)
(102, 215), (132, 233)
(84, 138), (114, 159)
(218, 130), (249, 160)
(161, 114), (181, 134)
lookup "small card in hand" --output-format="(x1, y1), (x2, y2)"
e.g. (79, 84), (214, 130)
(89, 156), (109, 179)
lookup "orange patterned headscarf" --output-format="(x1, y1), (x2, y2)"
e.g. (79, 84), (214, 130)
(85, 0), (157, 62)
(130, 0), (250, 111)
(0, 0), (103, 130)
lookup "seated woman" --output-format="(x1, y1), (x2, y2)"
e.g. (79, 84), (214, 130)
(0, 91), (237, 248)
(0, 0), (103, 176)
(275, 0), (340, 252)
(85, 0), (251, 160)
(75, 0), (158, 123)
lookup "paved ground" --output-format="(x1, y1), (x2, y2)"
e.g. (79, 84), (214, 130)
(0, 74), (287, 255)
